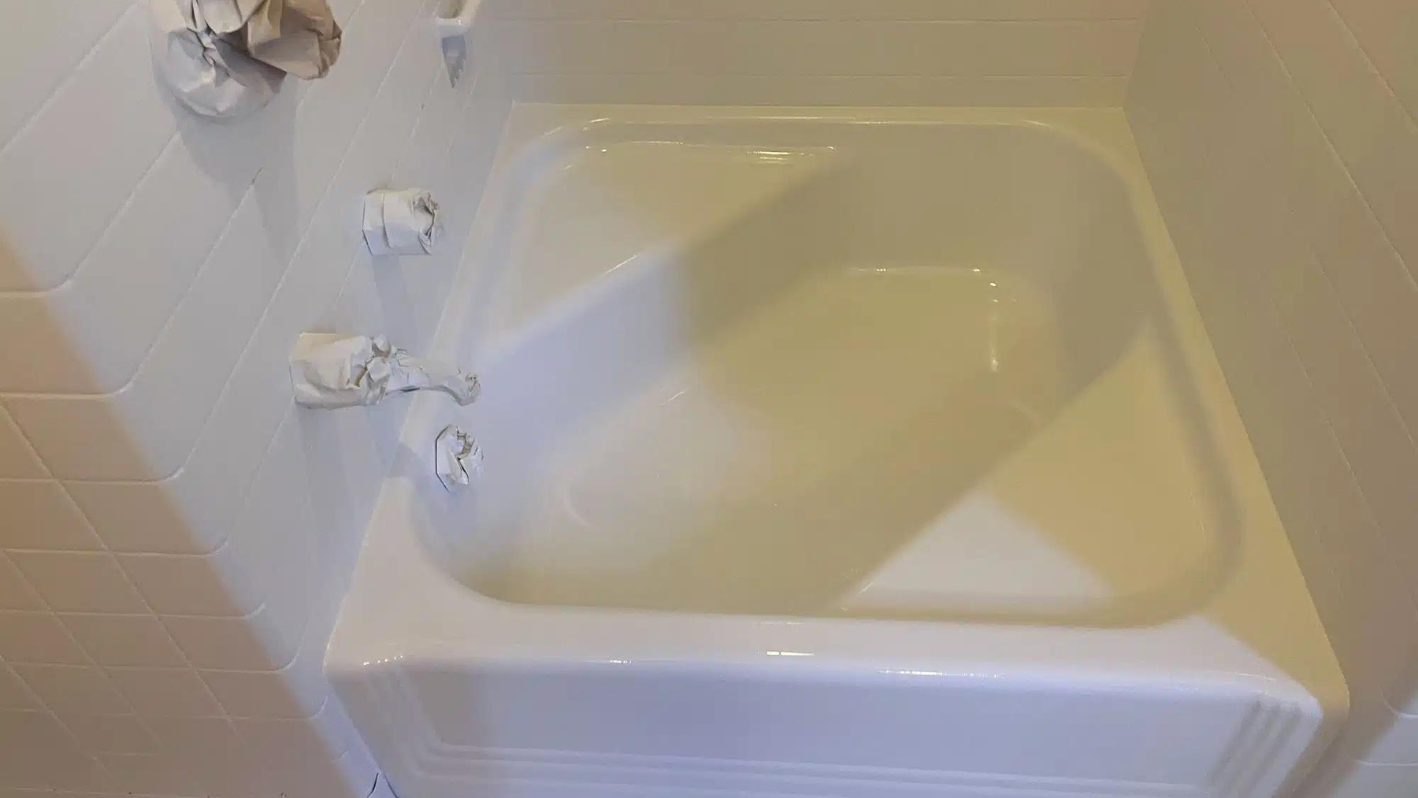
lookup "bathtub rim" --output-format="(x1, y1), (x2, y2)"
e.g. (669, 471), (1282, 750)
(327, 104), (1347, 729)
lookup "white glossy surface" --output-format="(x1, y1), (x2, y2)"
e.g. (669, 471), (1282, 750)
(434, 0), (481, 37)
(1129, 2), (1418, 793)
(328, 106), (1347, 798)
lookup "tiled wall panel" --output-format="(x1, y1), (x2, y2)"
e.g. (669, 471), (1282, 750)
(0, 0), (512, 796)
(1127, 0), (1418, 793)
(481, 0), (1149, 106)
(0, 1), (1145, 797)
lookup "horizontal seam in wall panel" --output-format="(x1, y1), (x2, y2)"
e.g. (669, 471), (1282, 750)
(3, 548), (111, 557)
(102, 664), (209, 673)
(487, 19), (1140, 26)
(157, 603), (268, 622)
(81, 550), (228, 562)
(227, 696), (331, 725)
(0, 601), (132, 634)
(505, 71), (1132, 78)
(1354, 757), (1418, 769)
(493, 16), (1147, 22)
(29, 608), (268, 621)
(2, 792), (211, 798)
(197, 660), (323, 676)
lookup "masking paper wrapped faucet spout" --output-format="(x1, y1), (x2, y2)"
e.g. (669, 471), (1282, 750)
(289, 334), (480, 409)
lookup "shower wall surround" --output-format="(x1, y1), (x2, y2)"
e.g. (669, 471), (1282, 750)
(0, 0), (512, 795)
(1128, 1), (1418, 796)
(481, 0), (1148, 106)
(23, 1), (1393, 797)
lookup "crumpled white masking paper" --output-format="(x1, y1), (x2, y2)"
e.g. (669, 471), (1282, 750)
(149, 0), (341, 119)
(435, 425), (482, 494)
(289, 334), (480, 409)
(363, 189), (442, 257)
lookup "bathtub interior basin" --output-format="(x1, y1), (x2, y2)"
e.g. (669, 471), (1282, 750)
(438, 111), (1230, 626)
(327, 107), (1346, 798)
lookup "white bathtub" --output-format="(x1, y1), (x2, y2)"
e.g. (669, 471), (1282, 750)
(327, 107), (1346, 798)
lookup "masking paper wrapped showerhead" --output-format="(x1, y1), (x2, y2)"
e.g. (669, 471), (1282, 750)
(149, 0), (342, 119)
(216, 0), (343, 80)
(150, 0), (284, 118)
(363, 190), (442, 257)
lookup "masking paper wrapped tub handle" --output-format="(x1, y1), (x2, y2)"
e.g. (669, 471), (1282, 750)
(363, 189), (442, 257)
(150, 0), (342, 119)
(289, 334), (480, 409)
